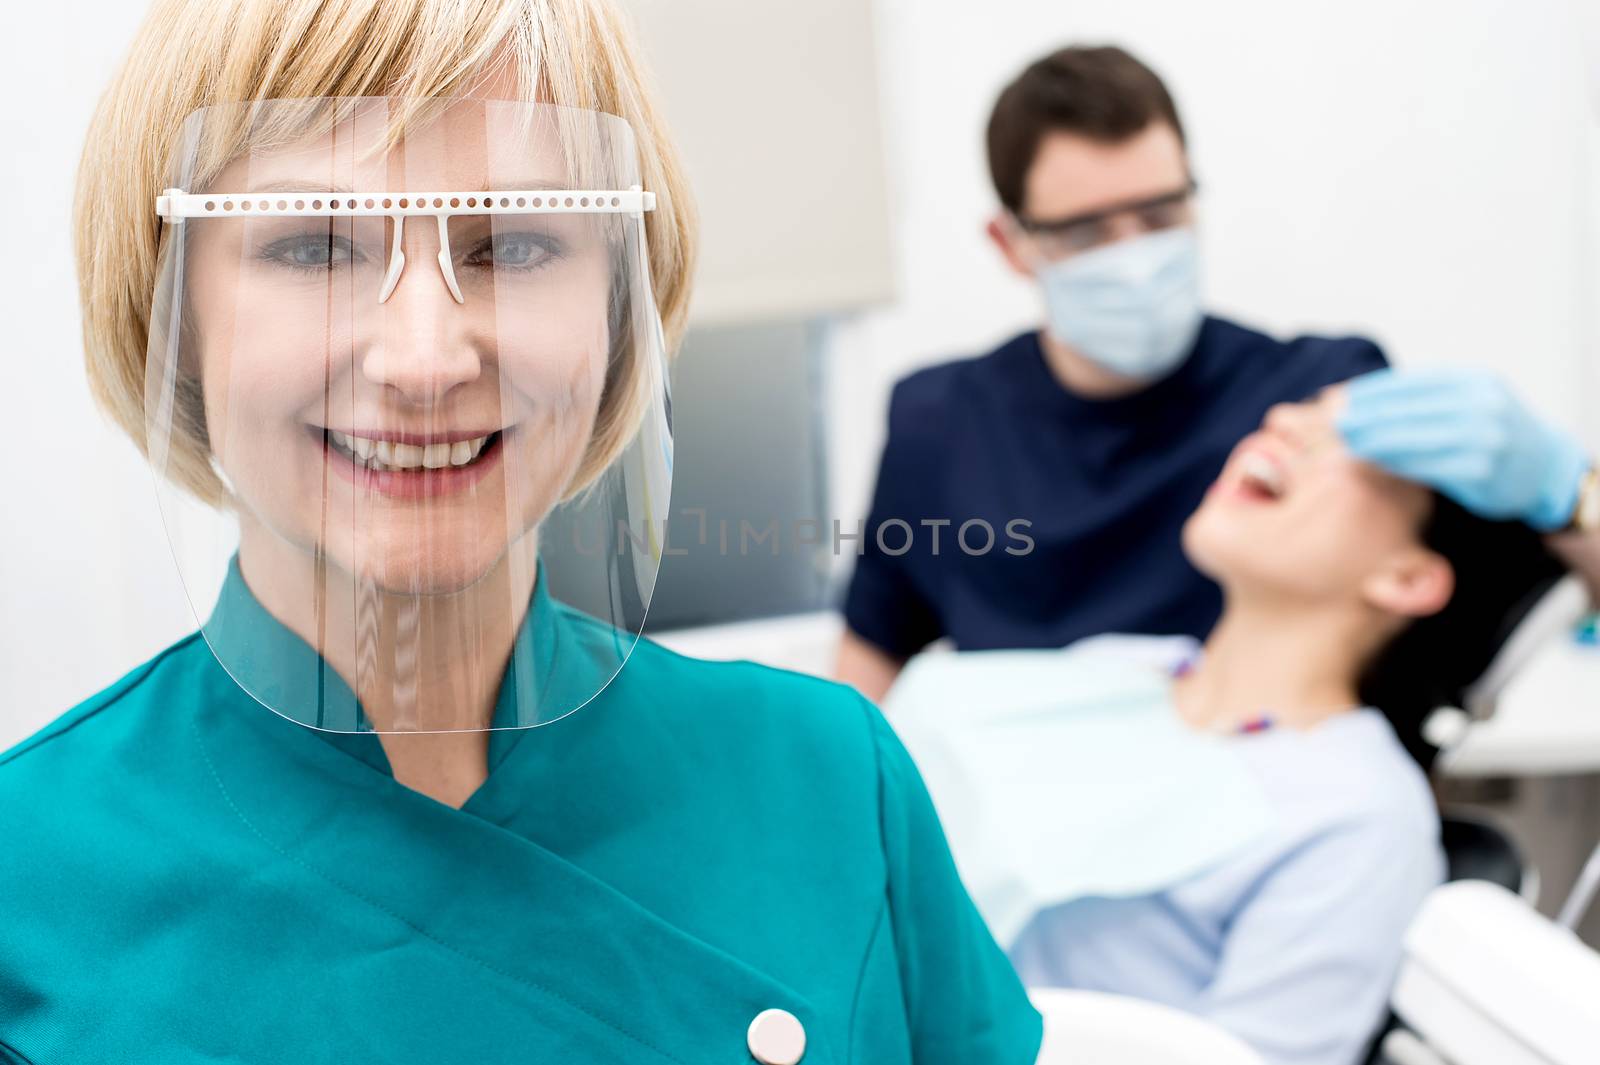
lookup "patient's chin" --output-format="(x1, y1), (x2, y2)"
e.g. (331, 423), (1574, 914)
(1186, 512), (1372, 606)
(1180, 506), (1235, 580)
(1181, 510), (1304, 594)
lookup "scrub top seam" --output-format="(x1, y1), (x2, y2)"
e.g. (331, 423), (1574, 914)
(0, 633), (205, 770)
(861, 690), (916, 1041)
(843, 893), (889, 1065)
(0, 1037), (36, 1065)
(185, 713), (688, 1065)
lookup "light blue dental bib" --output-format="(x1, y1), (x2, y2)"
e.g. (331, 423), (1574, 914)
(883, 635), (1276, 948)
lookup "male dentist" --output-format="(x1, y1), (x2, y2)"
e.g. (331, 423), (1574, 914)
(838, 45), (1388, 700)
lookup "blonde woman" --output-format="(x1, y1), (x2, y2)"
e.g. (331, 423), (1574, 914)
(0, 1), (1042, 1061)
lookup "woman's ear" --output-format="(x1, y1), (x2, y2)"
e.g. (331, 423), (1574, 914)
(1362, 547), (1455, 620)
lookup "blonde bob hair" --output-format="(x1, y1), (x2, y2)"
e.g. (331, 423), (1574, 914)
(74, 0), (697, 506)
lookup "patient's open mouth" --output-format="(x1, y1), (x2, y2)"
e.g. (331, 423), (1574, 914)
(1238, 452), (1287, 501)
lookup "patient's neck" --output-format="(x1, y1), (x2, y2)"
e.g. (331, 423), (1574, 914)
(1173, 595), (1375, 732)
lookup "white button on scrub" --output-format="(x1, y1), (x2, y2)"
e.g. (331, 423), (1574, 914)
(747, 1007), (806, 1064)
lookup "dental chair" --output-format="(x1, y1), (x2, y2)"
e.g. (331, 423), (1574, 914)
(1029, 988), (1265, 1065)
(1377, 879), (1600, 1065)
(1371, 573), (1600, 1065)
(1410, 571), (1586, 905)
(1419, 572), (1591, 902)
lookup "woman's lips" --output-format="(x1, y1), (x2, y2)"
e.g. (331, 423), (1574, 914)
(1211, 447), (1289, 504)
(314, 425), (508, 499)
(323, 427), (504, 447)
(1213, 478), (1279, 504)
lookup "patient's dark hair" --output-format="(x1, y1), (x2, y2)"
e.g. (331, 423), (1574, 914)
(1359, 495), (1567, 769)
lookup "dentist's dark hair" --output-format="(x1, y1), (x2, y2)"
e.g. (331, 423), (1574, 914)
(1359, 495), (1567, 770)
(986, 44), (1186, 214)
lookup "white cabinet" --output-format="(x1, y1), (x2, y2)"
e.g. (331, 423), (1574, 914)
(628, 0), (895, 324)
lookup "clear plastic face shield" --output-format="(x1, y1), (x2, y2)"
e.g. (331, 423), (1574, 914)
(146, 98), (671, 733)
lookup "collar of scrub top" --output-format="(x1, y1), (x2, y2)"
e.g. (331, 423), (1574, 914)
(155, 186), (657, 303)
(204, 556), (621, 771)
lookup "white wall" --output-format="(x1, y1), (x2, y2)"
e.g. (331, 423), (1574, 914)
(1, 7), (199, 744)
(3, 0), (1598, 746)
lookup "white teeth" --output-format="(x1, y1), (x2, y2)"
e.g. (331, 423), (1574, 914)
(1241, 453), (1285, 497)
(325, 430), (494, 471)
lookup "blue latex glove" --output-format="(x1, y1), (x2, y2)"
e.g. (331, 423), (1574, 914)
(1336, 367), (1590, 531)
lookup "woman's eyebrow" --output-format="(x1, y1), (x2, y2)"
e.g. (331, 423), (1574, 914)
(244, 179), (353, 194)
(241, 177), (576, 194)
(484, 177), (572, 191)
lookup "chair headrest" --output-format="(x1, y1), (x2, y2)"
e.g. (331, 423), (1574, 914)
(1461, 573), (1589, 720)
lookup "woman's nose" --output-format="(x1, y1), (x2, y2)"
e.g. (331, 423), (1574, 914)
(359, 265), (483, 401)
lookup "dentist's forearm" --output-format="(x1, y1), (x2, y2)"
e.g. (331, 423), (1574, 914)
(834, 628), (906, 705)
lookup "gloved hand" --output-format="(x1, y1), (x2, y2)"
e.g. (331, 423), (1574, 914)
(1336, 367), (1590, 531)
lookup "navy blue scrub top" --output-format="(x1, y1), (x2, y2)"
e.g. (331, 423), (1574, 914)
(843, 316), (1387, 657)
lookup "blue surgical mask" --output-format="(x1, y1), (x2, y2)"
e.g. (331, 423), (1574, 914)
(1037, 226), (1204, 381)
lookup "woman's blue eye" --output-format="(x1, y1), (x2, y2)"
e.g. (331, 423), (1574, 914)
(469, 232), (556, 270)
(264, 235), (355, 269)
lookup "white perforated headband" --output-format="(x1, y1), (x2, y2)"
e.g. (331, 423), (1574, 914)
(154, 185), (656, 304)
(155, 186), (655, 221)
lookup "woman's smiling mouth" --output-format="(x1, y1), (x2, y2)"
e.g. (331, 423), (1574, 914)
(312, 425), (510, 498)
(323, 428), (500, 472)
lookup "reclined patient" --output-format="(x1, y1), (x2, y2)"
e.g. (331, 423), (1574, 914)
(883, 390), (1565, 1065)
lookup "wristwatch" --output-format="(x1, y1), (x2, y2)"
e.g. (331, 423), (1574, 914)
(1566, 465), (1600, 533)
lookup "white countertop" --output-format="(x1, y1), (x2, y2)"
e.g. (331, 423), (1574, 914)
(651, 610), (843, 677)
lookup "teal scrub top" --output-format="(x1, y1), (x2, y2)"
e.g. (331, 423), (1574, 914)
(0, 566), (1041, 1064)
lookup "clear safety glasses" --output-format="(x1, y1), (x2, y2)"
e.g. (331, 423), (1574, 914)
(1015, 179), (1198, 260)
